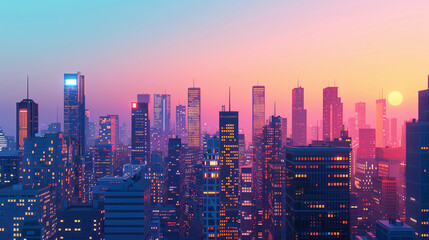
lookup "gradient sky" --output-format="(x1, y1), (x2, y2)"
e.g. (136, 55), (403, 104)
(1, 1), (429, 141)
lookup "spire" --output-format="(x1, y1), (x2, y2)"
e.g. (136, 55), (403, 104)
(274, 101), (277, 116)
(229, 86), (231, 111)
(26, 75), (29, 99)
(297, 79), (300, 88)
(193, 78), (195, 88)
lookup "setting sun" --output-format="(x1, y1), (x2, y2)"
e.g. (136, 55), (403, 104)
(388, 91), (403, 106)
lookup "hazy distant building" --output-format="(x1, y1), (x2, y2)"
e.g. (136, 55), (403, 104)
(292, 86), (307, 146)
(154, 94), (171, 132)
(323, 86), (343, 141)
(376, 98), (388, 148)
(176, 105), (186, 141)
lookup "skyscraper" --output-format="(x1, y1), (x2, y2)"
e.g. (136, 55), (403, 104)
(292, 86), (307, 146)
(390, 118), (398, 147)
(176, 105), (186, 141)
(219, 110), (240, 239)
(355, 102), (367, 129)
(406, 76), (429, 239)
(262, 116), (283, 239)
(323, 86), (343, 141)
(64, 72), (85, 154)
(188, 87), (201, 149)
(154, 94), (171, 132)
(252, 85), (265, 239)
(131, 101), (150, 164)
(240, 166), (253, 240)
(16, 98), (38, 150)
(376, 98), (387, 148)
(203, 137), (220, 240)
(99, 115), (119, 148)
(164, 137), (181, 208)
(285, 146), (351, 239)
(93, 144), (113, 181)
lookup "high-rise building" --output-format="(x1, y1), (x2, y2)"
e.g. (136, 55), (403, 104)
(164, 137), (181, 208)
(262, 116), (283, 239)
(376, 98), (388, 148)
(323, 86), (343, 141)
(372, 177), (398, 223)
(219, 110), (240, 239)
(22, 133), (64, 198)
(93, 144), (113, 181)
(0, 150), (21, 187)
(145, 153), (164, 206)
(240, 166), (253, 240)
(281, 118), (288, 147)
(0, 184), (56, 239)
(406, 76), (429, 239)
(16, 98), (38, 150)
(131, 101), (150, 164)
(375, 219), (415, 240)
(355, 128), (377, 233)
(203, 137), (220, 240)
(238, 133), (245, 166)
(285, 146), (351, 239)
(57, 205), (104, 240)
(188, 87), (201, 149)
(176, 105), (186, 141)
(355, 102), (367, 129)
(391, 118), (398, 147)
(252, 85), (265, 239)
(99, 115), (119, 148)
(292, 86), (307, 146)
(0, 127), (7, 151)
(97, 176), (151, 240)
(64, 72), (85, 154)
(154, 94), (171, 132)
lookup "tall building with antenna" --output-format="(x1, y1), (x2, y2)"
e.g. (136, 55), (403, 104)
(219, 89), (240, 239)
(376, 96), (388, 148)
(16, 76), (38, 150)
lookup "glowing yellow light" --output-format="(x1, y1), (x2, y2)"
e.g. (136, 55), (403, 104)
(388, 91), (403, 106)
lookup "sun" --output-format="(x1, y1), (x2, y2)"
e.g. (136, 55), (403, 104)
(388, 91), (403, 106)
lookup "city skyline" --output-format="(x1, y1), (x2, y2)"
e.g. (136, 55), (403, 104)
(2, 1), (429, 139)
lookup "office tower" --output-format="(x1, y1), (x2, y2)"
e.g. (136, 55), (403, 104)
(372, 177), (398, 223)
(154, 94), (171, 132)
(281, 118), (288, 147)
(376, 98), (388, 148)
(240, 166), (253, 240)
(176, 104), (187, 141)
(355, 102), (367, 129)
(64, 72), (85, 153)
(252, 85), (265, 239)
(292, 86), (307, 146)
(99, 115), (119, 148)
(150, 127), (169, 156)
(238, 133), (245, 166)
(285, 146), (351, 239)
(203, 137), (220, 240)
(0, 127), (7, 151)
(376, 147), (406, 220)
(355, 128), (377, 232)
(391, 118), (398, 147)
(57, 205), (104, 240)
(0, 184), (56, 239)
(219, 110), (240, 239)
(164, 137), (181, 208)
(93, 144), (113, 181)
(16, 98), (38, 150)
(188, 87), (201, 148)
(0, 150), (21, 187)
(22, 133), (64, 190)
(179, 146), (203, 239)
(152, 205), (180, 240)
(145, 153), (164, 206)
(97, 176), (151, 240)
(262, 116), (283, 239)
(82, 153), (94, 204)
(323, 86), (343, 141)
(131, 101), (150, 164)
(138, 93), (150, 104)
(375, 219), (415, 240)
(348, 117), (357, 139)
(406, 76), (429, 239)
